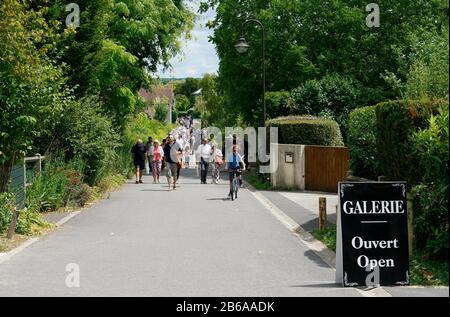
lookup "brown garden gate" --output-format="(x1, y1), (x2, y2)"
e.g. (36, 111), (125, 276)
(304, 146), (348, 192)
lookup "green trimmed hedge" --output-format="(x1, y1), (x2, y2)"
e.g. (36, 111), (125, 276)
(267, 115), (344, 146)
(348, 106), (378, 179)
(376, 98), (448, 185)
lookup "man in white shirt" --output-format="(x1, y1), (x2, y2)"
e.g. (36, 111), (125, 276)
(196, 138), (212, 184)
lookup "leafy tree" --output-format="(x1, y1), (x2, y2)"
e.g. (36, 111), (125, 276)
(175, 94), (193, 115)
(47, 0), (194, 129)
(200, 0), (448, 126)
(198, 74), (225, 127)
(174, 77), (201, 105)
(0, 0), (70, 192)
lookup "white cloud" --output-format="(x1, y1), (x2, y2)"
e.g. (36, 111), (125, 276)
(156, 1), (219, 78)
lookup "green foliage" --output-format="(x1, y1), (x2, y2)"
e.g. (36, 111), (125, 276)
(412, 184), (449, 259)
(385, 28), (450, 100)
(202, 0), (447, 125)
(348, 106), (378, 179)
(265, 91), (295, 119)
(198, 74), (225, 127)
(290, 74), (384, 139)
(175, 94), (193, 115)
(174, 77), (200, 105)
(26, 160), (72, 212)
(0, 0), (71, 191)
(375, 99), (448, 184)
(243, 169), (273, 191)
(1, 191), (50, 236)
(410, 252), (449, 286)
(49, 0), (194, 130)
(312, 226), (336, 252)
(119, 113), (174, 176)
(412, 109), (449, 184)
(0, 192), (15, 234)
(52, 97), (121, 185)
(267, 116), (344, 146)
(16, 208), (51, 235)
(410, 109), (449, 259)
(154, 104), (169, 123)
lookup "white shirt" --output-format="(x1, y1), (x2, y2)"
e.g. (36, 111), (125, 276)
(197, 144), (212, 161)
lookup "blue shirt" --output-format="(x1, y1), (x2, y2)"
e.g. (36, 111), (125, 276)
(228, 154), (242, 169)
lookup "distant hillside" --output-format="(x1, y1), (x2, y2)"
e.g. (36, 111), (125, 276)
(160, 77), (200, 84)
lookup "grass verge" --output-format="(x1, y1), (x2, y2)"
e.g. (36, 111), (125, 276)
(243, 169), (273, 190)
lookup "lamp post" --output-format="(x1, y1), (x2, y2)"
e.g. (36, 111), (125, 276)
(235, 19), (266, 125)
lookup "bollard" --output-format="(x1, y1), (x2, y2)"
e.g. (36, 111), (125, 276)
(319, 197), (327, 230)
(6, 207), (20, 239)
(407, 193), (414, 256)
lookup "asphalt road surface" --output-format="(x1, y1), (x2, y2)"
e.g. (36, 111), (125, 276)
(0, 169), (363, 297)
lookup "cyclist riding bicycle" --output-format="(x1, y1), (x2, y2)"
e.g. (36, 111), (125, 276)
(226, 145), (245, 199)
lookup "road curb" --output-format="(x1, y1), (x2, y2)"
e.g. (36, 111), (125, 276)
(0, 209), (84, 265)
(244, 180), (336, 267)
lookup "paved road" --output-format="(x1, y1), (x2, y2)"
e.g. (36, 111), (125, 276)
(0, 169), (362, 296)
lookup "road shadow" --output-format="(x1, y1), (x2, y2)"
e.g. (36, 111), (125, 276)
(288, 282), (341, 288)
(206, 198), (230, 201)
(303, 249), (330, 268)
(301, 217), (336, 232)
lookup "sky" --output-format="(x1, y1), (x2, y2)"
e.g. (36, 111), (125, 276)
(156, 1), (219, 79)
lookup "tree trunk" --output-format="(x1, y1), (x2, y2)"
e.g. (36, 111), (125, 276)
(0, 157), (15, 193)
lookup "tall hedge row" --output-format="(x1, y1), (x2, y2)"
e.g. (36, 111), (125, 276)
(348, 106), (378, 179)
(375, 99), (448, 185)
(267, 116), (344, 146)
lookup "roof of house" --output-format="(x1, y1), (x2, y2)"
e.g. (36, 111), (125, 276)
(139, 86), (175, 105)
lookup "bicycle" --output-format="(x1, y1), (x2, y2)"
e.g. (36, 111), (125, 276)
(229, 169), (242, 201)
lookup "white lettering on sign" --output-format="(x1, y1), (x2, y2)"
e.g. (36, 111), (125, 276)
(343, 200), (404, 214)
(351, 236), (399, 249)
(357, 255), (394, 270)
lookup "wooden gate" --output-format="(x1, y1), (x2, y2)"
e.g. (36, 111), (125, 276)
(304, 146), (348, 192)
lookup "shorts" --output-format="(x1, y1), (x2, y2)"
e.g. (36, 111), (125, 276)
(166, 162), (178, 178)
(134, 160), (145, 170)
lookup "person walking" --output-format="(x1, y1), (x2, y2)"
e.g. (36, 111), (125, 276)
(145, 136), (153, 175)
(196, 138), (212, 184)
(131, 138), (146, 184)
(150, 139), (164, 183)
(210, 143), (223, 184)
(163, 135), (180, 191)
(183, 144), (191, 169)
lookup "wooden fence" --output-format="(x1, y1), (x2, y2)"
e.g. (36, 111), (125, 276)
(304, 146), (348, 192)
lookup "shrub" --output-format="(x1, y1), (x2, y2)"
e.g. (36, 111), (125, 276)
(154, 103), (169, 122)
(267, 115), (344, 146)
(375, 98), (448, 184)
(26, 161), (71, 212)
(348, 106), (378, 179)
(410, 109), (449, 259)
(72, 183), (93, 207)
(54, 97), (121, 185)
(0, 192), (14, 234)
(1, 192), (49, 236)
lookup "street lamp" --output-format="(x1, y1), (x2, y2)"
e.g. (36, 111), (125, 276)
(235, 19), (266, 125)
